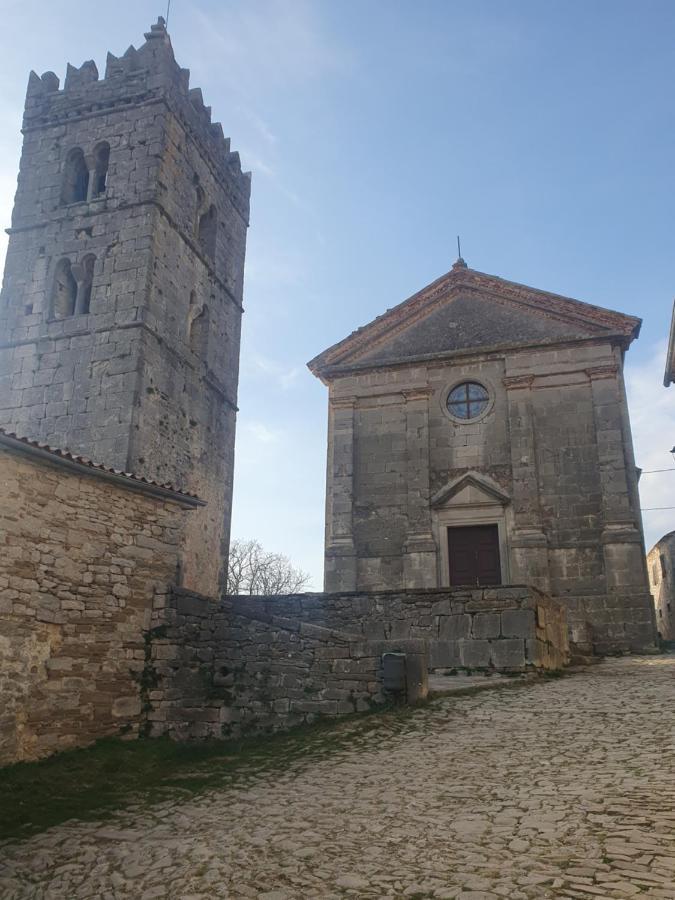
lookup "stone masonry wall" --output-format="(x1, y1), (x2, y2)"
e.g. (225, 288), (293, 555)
(147, 586), (567, 741)
(0, 20), (250, 597)
(322, 338), (655, 654)
(648, 533), (675, 642)
(0, 441), (193, 765)
(226, 587), (569, 672)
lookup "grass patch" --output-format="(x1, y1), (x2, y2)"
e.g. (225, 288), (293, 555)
(0, 702), (417, 844)
(0, 667), (560, 845)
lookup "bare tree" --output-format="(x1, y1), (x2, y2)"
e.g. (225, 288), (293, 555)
(227, 539), (312, 595)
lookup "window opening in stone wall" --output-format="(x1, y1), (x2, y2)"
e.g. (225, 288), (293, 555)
(198, 204), (217, 261)
(75, 254), (96, 315)
(51, 258), (78, 318)
(194, 184), (205, 234)
(91, 142), (110, 197)
(446, 382), (490, 420)
(189, 303), (209, 358)
(61, 148), (89, 205)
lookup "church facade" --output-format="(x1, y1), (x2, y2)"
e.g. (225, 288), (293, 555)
(0, 19), (250, 596)
(309, 259), (656, 653)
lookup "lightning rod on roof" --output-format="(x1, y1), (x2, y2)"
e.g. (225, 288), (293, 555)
(457, 235), (462, 259)
(166, 0), (171, 27)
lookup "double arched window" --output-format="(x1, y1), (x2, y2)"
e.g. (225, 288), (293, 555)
(60, 142), (110, 206)
(50, 254), (96, 319)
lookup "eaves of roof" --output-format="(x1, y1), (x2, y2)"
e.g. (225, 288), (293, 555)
(0, 429), (205, 509)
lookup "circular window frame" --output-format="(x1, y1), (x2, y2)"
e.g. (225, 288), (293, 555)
(441, 377), (495, 425)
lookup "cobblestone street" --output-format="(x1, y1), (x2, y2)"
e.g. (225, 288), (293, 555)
(2, 656), (675, 899)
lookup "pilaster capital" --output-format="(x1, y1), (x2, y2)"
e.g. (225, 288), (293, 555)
(585, 364), (618, 381)
(402, 387), (433, 403)
(330, 396), (357, 411)
(503, 374), (535, 390)
(325, 537), (356, 557)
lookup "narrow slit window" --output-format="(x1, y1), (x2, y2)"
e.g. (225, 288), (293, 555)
(189, 303), (209, 358)
(52, 258), (78, 318)
(76, 254), (96, 315)
(198, 205), (217, 261)
(61, 148), (89, 205)
(91, 142), (110, 197)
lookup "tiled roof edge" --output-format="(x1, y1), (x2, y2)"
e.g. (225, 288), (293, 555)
(0, 429), (205, 509)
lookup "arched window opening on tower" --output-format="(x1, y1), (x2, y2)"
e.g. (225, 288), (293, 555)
(194, 185), (205, 235)
(61, 148), (89, 205)
(189, 303), (209, 358)
(75, 254), (96, 315)
(91, 143), (110, 198)
(51, 258), (78, 318)
(198, 205), (217, 261)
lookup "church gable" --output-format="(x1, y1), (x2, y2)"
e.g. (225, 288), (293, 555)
(308, 262), (641, 379)
(352, 291), (591, 366)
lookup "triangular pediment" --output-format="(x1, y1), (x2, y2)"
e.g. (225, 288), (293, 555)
(430, 472), (510, 509)
(308, 263), (641, 381)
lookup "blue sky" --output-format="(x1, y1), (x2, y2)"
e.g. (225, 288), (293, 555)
(1, 0), (674, 586)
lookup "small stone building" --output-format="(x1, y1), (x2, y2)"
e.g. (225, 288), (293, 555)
(647, 533), (675, 641)
(0, 428), (202, 764)
(0, 19), (250, 596)
(309, 259), (656, 653)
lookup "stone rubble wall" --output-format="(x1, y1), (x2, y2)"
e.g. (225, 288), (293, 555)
(147, 586), (567, 741)
(148, 588), (429, 741)
(0, 444), (192, 766)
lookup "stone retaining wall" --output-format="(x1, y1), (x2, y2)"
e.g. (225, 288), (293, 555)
(148, 588), (428, 740)
(224, 586), (569, 673)
(146, 586), (567, 741)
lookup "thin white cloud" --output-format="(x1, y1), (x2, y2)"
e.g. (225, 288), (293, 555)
(244, 249), (307, 289)
(188, 0), (353, 91)
(242, 352), (303, 391)
(626, 342), (675, 552)
(242, 421), (283, 445)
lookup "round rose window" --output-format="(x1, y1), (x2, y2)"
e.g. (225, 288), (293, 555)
(446, 381), (490, 420)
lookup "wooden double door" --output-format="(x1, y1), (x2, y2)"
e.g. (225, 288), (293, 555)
(447, 524), (502, 586)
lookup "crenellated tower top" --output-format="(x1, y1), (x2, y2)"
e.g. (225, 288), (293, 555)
(24, 18), (250, 215)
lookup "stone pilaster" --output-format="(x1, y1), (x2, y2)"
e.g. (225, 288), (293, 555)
(504, 374), (550, 591)
(324, 396), (357, 591)
(402, 388), (437, 588)
(587, 367), (648, 581)
(587, 364), (656, 649)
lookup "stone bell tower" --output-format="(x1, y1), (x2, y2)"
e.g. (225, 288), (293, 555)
(0, 19), (251, 596)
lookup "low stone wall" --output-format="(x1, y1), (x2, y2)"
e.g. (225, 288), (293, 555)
(148, 589), (428, 740)
(224, 586), (569, 673)
(146, 585), (567, 741)
(0, 437), (198, 765)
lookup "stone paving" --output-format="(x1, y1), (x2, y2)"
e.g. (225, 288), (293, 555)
(2, 656), (675, 899)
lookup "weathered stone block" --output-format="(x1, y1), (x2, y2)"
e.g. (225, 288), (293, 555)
(472, 613), (500, 639)
(460, 640), (491, 669)
(490, 639), (525, 670)
(501, 608), (535, 640)
(439, 614), (471, 641)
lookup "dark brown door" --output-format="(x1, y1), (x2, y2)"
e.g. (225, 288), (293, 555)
(448, 525), (501, 586)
